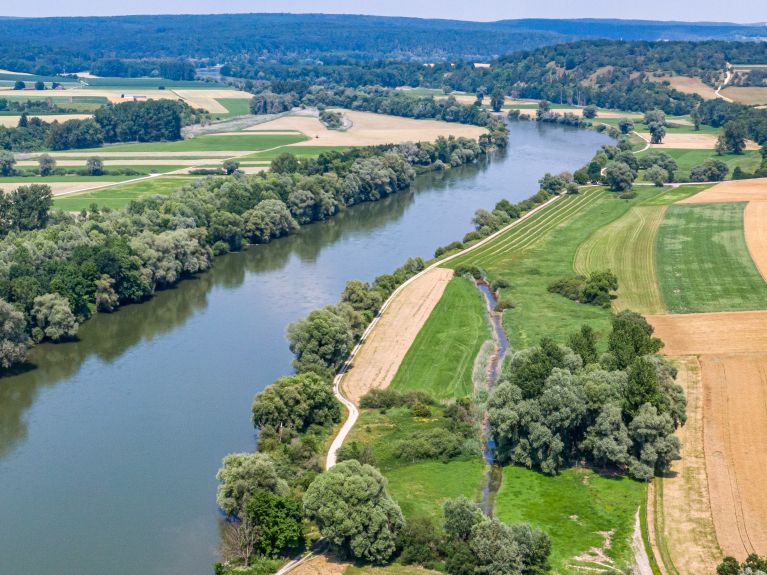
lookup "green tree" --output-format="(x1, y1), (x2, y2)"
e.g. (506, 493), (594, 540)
(645, 165), (667, 187)
(490, 88), (505, 112)
(302, 460), (404, 563)
(38, 153), (56, 177)
(270, 153), (300, 174)
(648, 122), (666, 145)
(95, 274), (119, 312)
(34, 80), (45, 91)
(13, 80), (25, 90)
(287, 306), (354, 375)
(618, 118), (634, 134)
(581, 404), (631, 468)
(244, 489), (304, 557)
(223, 159), (240, 174)
(216, 452), (288, 518)
(717, 121), (748, 154)
(604, 161), (635, 192)
(443, 496), (483, 541)
(0, 298), (30, 369)
(624, 357), (662, 417)
(31, 293), (79, 342)
(5, 184), (53, 231)
(86, 156), (104, 176)
(398, 516), (440, 566)
(568, 325), (598, 365)
(0, 150), (16, 176)
(607, 310), (663, 370)
(583, 105), (597, 119)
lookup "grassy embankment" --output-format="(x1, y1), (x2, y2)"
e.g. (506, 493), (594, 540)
(390, 277), (490, 400)
(656, 202), (767, 313)
(345, 277), (490, 521)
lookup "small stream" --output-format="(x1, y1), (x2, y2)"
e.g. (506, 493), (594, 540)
(476, 282), (511, 515)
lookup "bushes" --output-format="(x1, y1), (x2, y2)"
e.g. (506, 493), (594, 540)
(359, 388), (436, 409)
(690, 158), (729, 182)
(548, 270), (618, 307)
(393, 427), (464, 463)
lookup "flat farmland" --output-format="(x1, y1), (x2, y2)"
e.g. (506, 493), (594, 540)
(636, 149), (762, 181)
(79, 133), (308, 153)
(53, 176), (196, 211)
(720, 86), (767, 106)
(656, 203), (767, 313)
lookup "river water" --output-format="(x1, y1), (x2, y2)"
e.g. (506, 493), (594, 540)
(0, 122), (608, 575)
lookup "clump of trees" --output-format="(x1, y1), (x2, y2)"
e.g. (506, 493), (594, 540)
(638, 151), (677, 183)
(319, 109), (344, 129)
(690, 158), (729, 182)
(717, 553), (767, 575)
(488, 311), (686, 480)
(548, 270), (618, 307)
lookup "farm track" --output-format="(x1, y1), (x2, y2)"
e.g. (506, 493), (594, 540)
(574, 204), (667, 314)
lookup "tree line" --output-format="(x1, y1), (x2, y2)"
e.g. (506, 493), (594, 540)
(0, 99), (205, 152)
(0, 134), (498, 372)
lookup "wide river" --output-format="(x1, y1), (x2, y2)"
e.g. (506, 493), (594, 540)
(0, 122), (608, 575)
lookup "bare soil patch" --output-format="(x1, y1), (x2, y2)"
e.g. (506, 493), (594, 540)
(288, 554), (348, 575)
(0, 114), (93, 127)
(654, 76), (719, 100)
(678, 178), (767, 204)
(658, 356), (721, 575)
(648, 311), (767, 355)
(342, 267), (454, 404)
(701, 353), (767, 558)
(745, 201), (767, 281)
(250, 110), (486, 147)
(638, 133), (760, 150)
(721, 87), (767, 106)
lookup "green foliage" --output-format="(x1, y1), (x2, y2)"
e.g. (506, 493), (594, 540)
(215, 452), (288, 518)
(568, 325), (599, 365)
(548, 270), (618, 308)
(336, 441), (377, 466)
(302, 460), (404, 563)
(443, 496), (483, 542)
(689, 158), (729, 182)
(604, 162), (635, 192)
(397, 516), (441, 567)
(0, 183), (53, 233)
(244, 489), (304, 558)
(717, 554), (767, 575)
(0, 298), (30, 369)
(31, 292), (78, 342)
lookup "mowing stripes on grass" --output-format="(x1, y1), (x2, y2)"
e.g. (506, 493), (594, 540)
(657, 203), (767, 313)
(53, 177), (196, 211)
(390, 276), (490, 400)
(495, 467), (645, 574)
(79, 133), (308, 153)
(574, 205), (667, 315)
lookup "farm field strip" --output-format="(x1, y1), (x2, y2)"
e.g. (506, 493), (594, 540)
(745, 201), (767, 281)
(656, 202), (767, 313)
(678, 178), (767, 204)
(574, 204), (667, 314)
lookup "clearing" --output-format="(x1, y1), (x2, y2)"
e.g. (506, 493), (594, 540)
(652, 76), (719, 100)
(341, 268), (454, 405)
(656, 203), (767, 313)
(494, 466), (645, 574)
(249, 110), (487, 146)
(389, 276), (490, 400)
(720, 87), (767, 106)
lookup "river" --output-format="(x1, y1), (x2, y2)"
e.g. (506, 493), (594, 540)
(0, 122), (609, 575)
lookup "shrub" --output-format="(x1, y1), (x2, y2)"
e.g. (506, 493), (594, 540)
(411, 402), (432, 418)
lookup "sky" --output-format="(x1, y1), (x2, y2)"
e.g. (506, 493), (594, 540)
(1, 0), (765, 23)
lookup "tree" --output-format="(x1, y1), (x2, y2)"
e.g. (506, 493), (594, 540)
(86, 156), (104, 176)
(618, 118), (634, 134)
(568, 325), (598, 365)
(581, 404), (631, 469)
(31, 293), (78, 342)
(95, 274), (119, 312)
(627, 403), (680, 480)
(490, 89), (505, 112)
(624, 357), (662, 417)
(13, 80), (25, 90)
(270, 153), (300, 174)
(223, 159), (240, 174)
(302, 460), (404, 563)
(690, 158), (729, 182)
(443, 496), (483, 541)
(244, 489), (304, 558)
(38, 154), (56, 177)
(608, 310), (663, 370)
(604, 161), (635, 192)
(287, 306), (354, 375)
(645, 165), (667, 187)
(644, 109), (666, 127)
(398, 516), (440, 566)
(648, 122), (666, 145)
(251, 372), (340, 439)
(4, 184), (53, 231)
(0, 150), (16, 176)
(583, 105), (597, 119)
(35, 80), (45, 91)
(216, 452), (288, 518)
(0, 298), (30, 369)
(717, 121), (748, 154)
(17, 112), (29, 128)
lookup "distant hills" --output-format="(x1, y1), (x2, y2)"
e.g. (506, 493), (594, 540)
(0, 14), (764, 75)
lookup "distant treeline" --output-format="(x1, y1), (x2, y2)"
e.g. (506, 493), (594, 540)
(0, 100), (205, 152)
(234, 40), (767, 115)
(0, 134), (501, 371)
(89, 59), (196, 81)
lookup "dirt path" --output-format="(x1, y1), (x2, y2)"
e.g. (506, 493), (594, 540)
(633, 511), (654, 575)
(715, 66), (734, 102)
(657, 356), (721, 575)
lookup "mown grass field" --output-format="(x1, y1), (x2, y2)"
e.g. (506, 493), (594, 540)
(657, 202), (767, 312)
(444, 187), (660, 348)
(53, 176), (196, 211)
(599, 116), (720, 135)
(81, 133), (307, 153)
(344, 407), (484, 522)
(573, 185), (708, 315)
(495, 467), (645, 574)
(636, 148), (761, 181)
(243, 145), (350, 161)
(390, 277), (490, 400)
(213, 98), (252, 118)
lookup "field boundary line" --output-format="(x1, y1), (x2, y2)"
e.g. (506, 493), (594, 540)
(325, 189), (573, 470)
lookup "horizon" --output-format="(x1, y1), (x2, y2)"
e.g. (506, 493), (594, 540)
(1, 1), (766, 24)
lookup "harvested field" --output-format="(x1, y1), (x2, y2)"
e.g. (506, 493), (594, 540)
(656, 76), (719, 100)
(745, 201), (767, 281)
(639, 133), (761, 150)
(341, 267), (454, 404)
(0, 114), (93, 127)
(720, 87), (767, 106)
(648, 311), (767, 356)
(250, 110), (486, 146)
(678, 178), (767, 204)
(17, 159), (217, 167)
(26, 180), (124, 196)
(574, 204), (667, 315)
(656, 356), (721, 575)
(701, 353), (767, 558)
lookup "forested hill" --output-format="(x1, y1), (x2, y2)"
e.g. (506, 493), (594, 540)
(0, 14), (765, 75)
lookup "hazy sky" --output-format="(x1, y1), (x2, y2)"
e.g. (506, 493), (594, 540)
(1, 0), (765, 23)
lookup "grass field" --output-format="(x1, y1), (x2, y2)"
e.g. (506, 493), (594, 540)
(444, 187), (663, 348)
(495, 467), (645, 574)
(345, 407), (484, 522)
(573, 185), (708, 315)
(390, 277), (490, 400)
(213, 98), (252, 118)
(599, 117), (720, 135)
(657, 202), (767, 313)
(0, 175), (135, 184)
(636, 149), (762, 181)
(81, 133), (307, 153)
(53, 176), (196, 211)
(243, 145), (351, 161)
